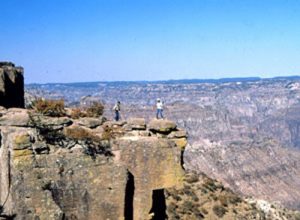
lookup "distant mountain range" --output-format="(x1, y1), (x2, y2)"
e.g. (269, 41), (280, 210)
(27, 75), (300, 86)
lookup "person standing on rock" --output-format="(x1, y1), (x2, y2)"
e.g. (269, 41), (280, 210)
(113, 101), (121, 121)
(156, 98), (164, 119)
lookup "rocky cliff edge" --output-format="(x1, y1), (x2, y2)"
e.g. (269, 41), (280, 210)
(0, 107), (186, 220)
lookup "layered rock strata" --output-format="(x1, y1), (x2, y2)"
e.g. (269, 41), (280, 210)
(0, 62), (24, 108)
(0, 109), (186, 220)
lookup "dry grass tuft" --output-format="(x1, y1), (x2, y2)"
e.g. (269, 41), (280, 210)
(70, 108), (87, 119)
(64, 126), (100, 142)
(70, 102), (104, 119)
(34, 99), (65, 117)
(86, 102), (104, 117)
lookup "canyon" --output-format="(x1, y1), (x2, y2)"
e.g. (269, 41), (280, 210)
(26, 76), (300, 211)
(1, 63), (286, 219)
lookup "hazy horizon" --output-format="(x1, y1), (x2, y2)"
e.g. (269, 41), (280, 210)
(25, 75), (300, 85)
(2, 0), (300, 83)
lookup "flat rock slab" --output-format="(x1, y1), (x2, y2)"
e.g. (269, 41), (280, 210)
(126, 118), (146, 130)
(31, 116), (73, 129)
(168, 130), (188, 139)
(76, 117), (105, 128)
(148, 119), (177, 134)
(0, 108), (30, 126)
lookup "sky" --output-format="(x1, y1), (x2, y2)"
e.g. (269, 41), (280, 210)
(1, 0), (300, 83)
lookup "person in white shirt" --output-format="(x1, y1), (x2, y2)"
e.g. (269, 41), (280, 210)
(113, 101), (121, 121)
(156, 98), (164, 119)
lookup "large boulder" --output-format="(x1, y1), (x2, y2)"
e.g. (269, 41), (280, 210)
(148, 119), (177, 134)
(75, 117), (106, 128)
(167, 129), (188, 139)
(0, 108), (30, 126)
(30, 115), (73, 130)
(125, 118), (146, 130)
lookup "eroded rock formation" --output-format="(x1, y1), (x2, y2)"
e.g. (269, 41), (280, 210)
(0, 62), (24, 108)
(0, 109), (186, 220)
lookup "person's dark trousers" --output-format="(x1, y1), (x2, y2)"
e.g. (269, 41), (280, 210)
(115, 111), (120, 121)
(156, 109), (163, 119)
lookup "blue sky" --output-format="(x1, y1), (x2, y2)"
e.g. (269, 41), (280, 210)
(1, 0), (300, 83)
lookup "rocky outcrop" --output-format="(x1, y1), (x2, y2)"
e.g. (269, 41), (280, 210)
(0, 109), (186, 219)
(0, 62), (24, 108)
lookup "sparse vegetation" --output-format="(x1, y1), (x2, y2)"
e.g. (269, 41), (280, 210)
(85, 101), (104, 117)
(219, 192), (242, 207)
(33, 98), (65, 117)
(213, 204), (227, 218)
(70, 101), (104, 119)
(165, 172), (271, 220)
(70, 108), (87, 119)
(63, 125), (113, 158)
(102, 125), (113, 140)
(219, 194), (229, 207)
(182, 201), (194, 212)
(203, 178), (218, 192)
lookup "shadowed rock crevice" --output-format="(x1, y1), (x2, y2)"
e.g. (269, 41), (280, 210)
(180, 150), (185, 169)
(124, 171), (134, 220)
(0, 212), (17, 220)
(5, 72), (24, 108)
(149, 189), (167, 220)
(0, 62), (24, 108)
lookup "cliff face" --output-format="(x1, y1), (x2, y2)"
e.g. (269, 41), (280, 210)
(184, 138), (300, 210)
(0, 108), (186, 220)
(0, 62), (24, 108)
